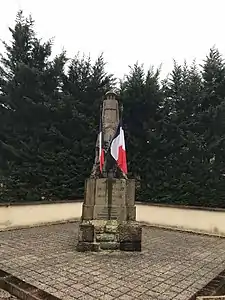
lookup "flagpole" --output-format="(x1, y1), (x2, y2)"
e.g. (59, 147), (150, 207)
(120, 103), (123, 126)
(100, 102), (102, 130)
(98, 98), (105, 175)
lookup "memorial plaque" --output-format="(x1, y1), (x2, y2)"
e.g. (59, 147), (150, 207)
(93, 179), (107, 219)
(95, 179), (107, 205)
(112, 179), (126, 206)
(97, 206), (121, 220)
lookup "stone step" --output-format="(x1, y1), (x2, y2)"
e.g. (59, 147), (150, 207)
(100, 242), (119, 250)
(96, 233), (116, 242)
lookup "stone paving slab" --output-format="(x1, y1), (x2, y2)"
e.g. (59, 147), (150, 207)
(0, 289), (19, 299)
(1, 223), (225, 300)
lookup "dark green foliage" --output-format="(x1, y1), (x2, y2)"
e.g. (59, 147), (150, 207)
(0, 11), (68, 202)
(121, 55), (225, 207)
(1, 12), (225, 208)
(197, 48), (225, 206)
(61, 54), (115, 195)
(159, 61), (207, 205)
(0, 11), (114, 202)
(120, 64), (165, 200)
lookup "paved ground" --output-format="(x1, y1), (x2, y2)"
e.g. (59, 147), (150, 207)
(1, 223), (225, 300)
(0, 289), (18, 299)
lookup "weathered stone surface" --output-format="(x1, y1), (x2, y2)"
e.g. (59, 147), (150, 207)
(126, 206), (136, 221)
(105, 222), (118, 233)
(81, 178), (138, 222)
(93, 179), (108, 219)
(105, 220), (118, 226)
(102, 96), (119, 144)
(91, 220), (106, 233)
(104, 225), (117, 233)
(96, 233), (116, 242)
(125, 179), (135, 206)
(94, 179), (107, 204)
(119, 222), (142, 252)
(76, 242), (99, 252)
(100, 242), (119, 250)
(78, 222), (94, 242)
(111, 179), (126, 206)
(120, 241), (141, 251)
(119, 222), (142, 242)
(84, 178), (96, 205)
(81, 204), (94, 220)
(78, 175), (141, 251)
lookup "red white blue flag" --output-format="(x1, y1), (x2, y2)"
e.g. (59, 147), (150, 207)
(110, 121), (127, 174)
(99, 117), (104, 173)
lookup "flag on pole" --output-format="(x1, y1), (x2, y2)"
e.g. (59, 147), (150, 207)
(99, 117), (104, 173)
(110, 120), (127, 174)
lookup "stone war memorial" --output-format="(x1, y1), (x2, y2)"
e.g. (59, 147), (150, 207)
(77, 91), (142, 252)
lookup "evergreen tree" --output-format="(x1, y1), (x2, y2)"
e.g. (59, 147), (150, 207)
(120, 64), (164, 200)
(199, 47), (225, 206)
(62, 54), (115, 194)
(0, 11), (67, 202)
(2, 11), (225, 208)
(162, 61), (206, 205)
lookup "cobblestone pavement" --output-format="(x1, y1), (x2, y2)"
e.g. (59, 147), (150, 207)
(0, 289), (19, 299)
(1, 223), (225, 300)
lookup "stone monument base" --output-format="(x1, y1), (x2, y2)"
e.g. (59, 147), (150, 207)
(76, 178), (142, 252)
(77, 220), (142, 252)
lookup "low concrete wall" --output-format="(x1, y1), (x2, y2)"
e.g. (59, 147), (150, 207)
(0, 201), (82, 231)
(137, 204), (225, 236)
(1, 201), (225, 237)
(197, 297), (225, 299)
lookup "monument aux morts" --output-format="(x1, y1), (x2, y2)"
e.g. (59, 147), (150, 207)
(77, 91), (142, 251)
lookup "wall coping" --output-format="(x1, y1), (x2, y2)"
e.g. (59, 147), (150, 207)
(135, 201), (225, 212)
(0, 199), (225, 213)
(0, 199), (83, 207)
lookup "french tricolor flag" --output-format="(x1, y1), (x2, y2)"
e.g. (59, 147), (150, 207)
(99, 118), (104, 173)
(110, 121), (128, 174)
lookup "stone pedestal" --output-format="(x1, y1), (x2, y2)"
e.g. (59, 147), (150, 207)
(77, 178), (142, 252)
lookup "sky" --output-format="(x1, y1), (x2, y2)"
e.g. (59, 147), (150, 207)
(1, 0), (225, 81)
